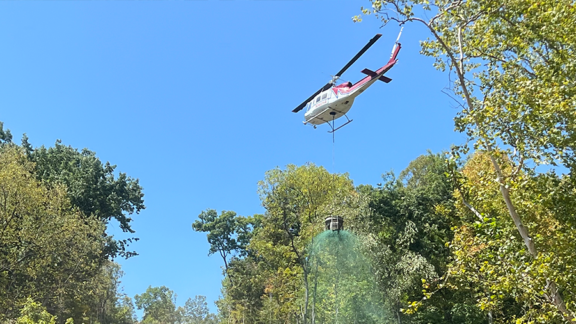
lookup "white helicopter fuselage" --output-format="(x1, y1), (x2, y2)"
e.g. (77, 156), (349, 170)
(293, 31), (402, 132)
(303, 70), (384, 126)
(304, 88), (356, 125)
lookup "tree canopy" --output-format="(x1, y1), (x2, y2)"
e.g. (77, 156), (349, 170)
(28, 140), (145, 259)
(354, 0), (576, 321)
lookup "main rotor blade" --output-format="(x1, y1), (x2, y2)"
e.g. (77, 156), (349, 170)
(292, 82), (332, 113)
(334, 34), (382, 78)
(292, 34), (380, 113)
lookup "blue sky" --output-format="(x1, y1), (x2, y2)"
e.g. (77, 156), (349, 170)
(0, 0), (465, 315)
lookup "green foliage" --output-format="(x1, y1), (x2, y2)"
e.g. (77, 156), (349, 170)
(192, 210), (259, 274)
(79, 262), (137, 324)
(0, 146), (106, 321)
(308, 230), (385, 324)
(222, 257), (267, 324)
(256, 164), (357, 323)
(0, 123), (141, 323)
(207, 164), (358, 324)
(182, 295), (218, 324)
(205, 159), (472, 323)
(183, 296), (209, 322)
(447, 152), (576, 323)
(135, 286), (179, 324)
(0, 121), (13, 144)
(358, 0), (576, 321)
(353, 153), (486, 323)
(193, 210), (242, 258)
(30, 141), (145, 259)
(254, 164), (356, 270)
(16, 298), (57, 324)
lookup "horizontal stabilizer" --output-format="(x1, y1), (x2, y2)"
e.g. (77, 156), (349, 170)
(380, 76), (392, 83)
(361, 68), (392, 83)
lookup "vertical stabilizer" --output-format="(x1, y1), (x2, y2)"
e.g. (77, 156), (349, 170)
(390, 27), (404, 59)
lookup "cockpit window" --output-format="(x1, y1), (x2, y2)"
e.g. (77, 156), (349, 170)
(322, 93), (327, 100)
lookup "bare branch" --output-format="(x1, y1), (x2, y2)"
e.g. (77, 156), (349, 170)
(441, 88), (467, 110)
(461, 195), (484, 221)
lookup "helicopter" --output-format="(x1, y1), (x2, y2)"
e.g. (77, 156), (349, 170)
(292, 30), (402, 133)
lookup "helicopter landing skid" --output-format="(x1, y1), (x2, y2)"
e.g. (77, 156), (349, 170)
(328, 114), (353, 133)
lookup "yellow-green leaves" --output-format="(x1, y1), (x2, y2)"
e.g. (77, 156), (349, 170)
(16, 298), (57, 324)
(449, 152), (576, 322)
(361, 0), (576, 321)
(0, 146), (105, 321)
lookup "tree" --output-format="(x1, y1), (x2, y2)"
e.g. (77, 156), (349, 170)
(0, 121), (13, 144)
(182, 295), (218, 324)
(192, 210), (254, 276)
(183, 296), (208, 323)
(0, 146), (106, 322)
(80, 262), (137, 324)
(29, 140), (145, 259)
(0, 123), (140, 323)
(358, 0), (576, 321)
(254, 164), (356, 324)
(16, 298), (59, 324)
(199, 164), (357, 324)
(352, 153), (486, 323)
(193, 208), (263, 324)
(443, 152), (576, 323)
(135, 286), (179, 324)
(219, 257), (267, 324)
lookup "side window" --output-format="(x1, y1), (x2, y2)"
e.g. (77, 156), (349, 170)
(322, 93), (327, 100)
(316, 96), (321, 103)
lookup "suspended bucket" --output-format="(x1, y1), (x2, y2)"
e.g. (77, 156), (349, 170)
(324, 216), (344, 231)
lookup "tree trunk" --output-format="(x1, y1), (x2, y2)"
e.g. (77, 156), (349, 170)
(489, 156), (574, 321)
(311, 260), (318, 324)
(303, 270), (309, 324)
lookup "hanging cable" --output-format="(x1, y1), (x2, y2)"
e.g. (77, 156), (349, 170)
(331, 113), (336, 178)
